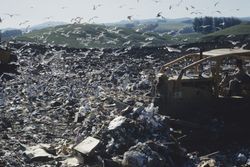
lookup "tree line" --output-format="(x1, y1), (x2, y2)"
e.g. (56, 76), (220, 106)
(193, 17), (242, 34)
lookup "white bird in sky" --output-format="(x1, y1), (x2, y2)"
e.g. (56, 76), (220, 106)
(88, 16), (99, 22)
(19, 20), (29, 26)
(214, 1), (220, 7)
(156, 12), (166, 19)
(93, 4), (102, 10)
(4, 13), (19, 18)
(127, 15), (133, 21)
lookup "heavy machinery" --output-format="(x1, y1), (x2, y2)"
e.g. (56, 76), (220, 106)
(156, 48), (250, 127)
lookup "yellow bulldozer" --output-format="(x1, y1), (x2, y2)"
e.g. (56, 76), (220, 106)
(156, 48), (250, 131)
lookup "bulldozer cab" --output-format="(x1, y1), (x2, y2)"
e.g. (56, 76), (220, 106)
(157, 48), (250, 117)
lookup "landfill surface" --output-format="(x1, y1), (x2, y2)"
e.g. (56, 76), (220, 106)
(1, 41), (250, 167)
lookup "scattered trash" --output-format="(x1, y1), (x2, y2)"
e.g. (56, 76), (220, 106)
(1, 42), (250, 166)
(74, 137), (100, 155)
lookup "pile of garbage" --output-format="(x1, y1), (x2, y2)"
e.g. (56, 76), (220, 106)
(1, 42), (250, 167)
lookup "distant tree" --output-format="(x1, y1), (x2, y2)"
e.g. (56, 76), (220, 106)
(193, 17), (241, 34)
(193, 17), (202, 32)
(202, 16), (213, 33)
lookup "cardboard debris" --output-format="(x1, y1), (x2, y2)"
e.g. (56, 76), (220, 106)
(74, 137), (100, 155)
(108, 116), (127, 130)
(24, 144), (54, 162)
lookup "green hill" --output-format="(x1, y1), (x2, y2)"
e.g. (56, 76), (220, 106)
(16, 24), (171, 49)
(202, 23), (250, 41)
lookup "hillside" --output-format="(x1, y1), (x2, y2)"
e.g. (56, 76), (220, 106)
(110, 18), (194, 34)
(202, 23), (250, 41)
(16, 24), (170, 48)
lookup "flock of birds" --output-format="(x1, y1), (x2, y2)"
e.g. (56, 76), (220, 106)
(0, 0), (241, 28)
(0, 0), (245, 49)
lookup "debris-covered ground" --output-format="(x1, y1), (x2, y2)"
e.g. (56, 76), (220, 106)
(1, 41), (250, 167)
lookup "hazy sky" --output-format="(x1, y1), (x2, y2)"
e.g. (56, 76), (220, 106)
(0, 0), (249, 28)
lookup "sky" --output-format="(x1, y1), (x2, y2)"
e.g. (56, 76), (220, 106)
(0, 0), (249, 29)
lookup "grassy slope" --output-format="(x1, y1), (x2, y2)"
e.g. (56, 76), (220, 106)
(202, 23), (250, 41)
(16, 24), (170, 48)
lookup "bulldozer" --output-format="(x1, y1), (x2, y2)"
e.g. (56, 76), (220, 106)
(156, 48), (250, 131)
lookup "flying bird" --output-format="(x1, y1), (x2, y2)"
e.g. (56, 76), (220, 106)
(93, 4), (102, 10)
(44, 16), (53, 20)
(118, 4), (126, 8)
(71, 17), (84, 24)
(88, 16), (99, 22)
(215, 10), (222, 14)
(176, 0), (184, 7)
(228, 40), (240, 46)
(19, 20), (29, 26)
(190, 5), (195, 9)
(4, 13), (19, 18)
(219, 22), (225, 26)
(25, 25), (31, 32)
(0, 17), (2, 23)
(164, 46), (181, 53)
(156, 12), (165, 19)
(214, 1), (219, 7)
(156, 12), (162, 17)
(153, 0), (160, 3)
(185, 7), (189, 11)
(200, 25), (211, 28)
(127, 15), (133, 20)
(169, 5), (172, 10)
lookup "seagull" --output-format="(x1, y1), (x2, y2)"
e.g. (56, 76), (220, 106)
(93, 4), (102, 10)
(176, 0), (183, 6)
(190, 5), (195, 9)
(25, 25), (31, 32)
(19, 20), (29, 26)
(156, 12), (162, 17)
(228, 40), (240, 46)
(200, 25), (211, 28)
(71, 17), (84, 24)
(153, 0), (160, 3)
(127, 15), (133, 21)
(215, 27), (222, 30)
(214, 1), (219, 6)
(240, 43), (248, 49)
(118, 4), (126, 8)
(88, 16), (99, 22)
(44, 16), (53, 20)
(190, 11), (202, 15)
(4, 13), (19, 18)
(215, 10), (222, 14)
(164, 46), (181, 53)
(156, 12), (165, 19)
(186, 47), (200, 52)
